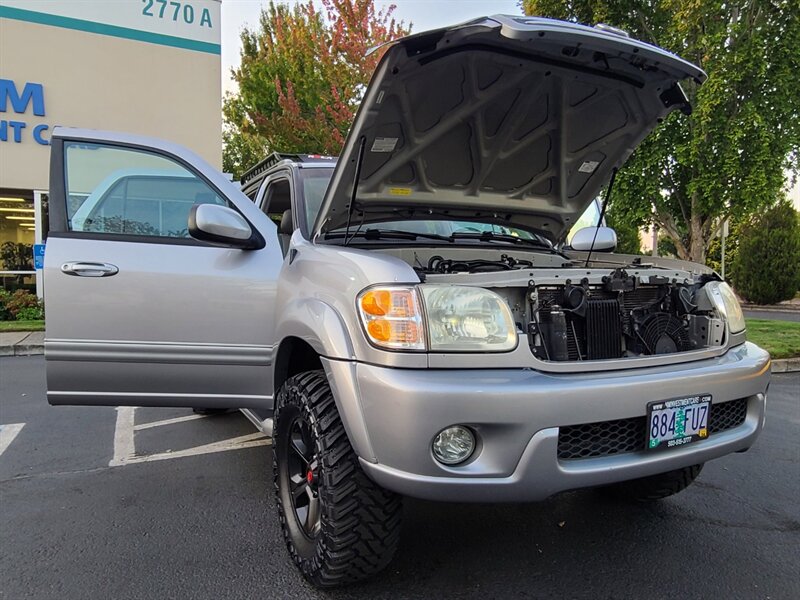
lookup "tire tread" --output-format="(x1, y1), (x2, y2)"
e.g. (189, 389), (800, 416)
(274, 370), (402, 587)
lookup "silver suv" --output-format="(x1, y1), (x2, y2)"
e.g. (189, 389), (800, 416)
(44, 16), (770, 587)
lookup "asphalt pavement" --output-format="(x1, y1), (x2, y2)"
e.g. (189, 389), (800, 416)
(1, 356), (798, 600)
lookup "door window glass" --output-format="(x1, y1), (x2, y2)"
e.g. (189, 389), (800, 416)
(64, 143), (227, 238)
(261, 179), (292, 227)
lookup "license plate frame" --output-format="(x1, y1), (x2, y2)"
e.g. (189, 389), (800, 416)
(646, 394), (711, 451)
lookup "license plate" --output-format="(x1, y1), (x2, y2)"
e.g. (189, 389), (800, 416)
(646, 395), (711, 451)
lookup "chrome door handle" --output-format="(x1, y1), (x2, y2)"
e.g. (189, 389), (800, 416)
(61, 262), (119, 277)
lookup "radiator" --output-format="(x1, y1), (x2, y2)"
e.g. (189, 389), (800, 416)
(586, 298), (622, 359)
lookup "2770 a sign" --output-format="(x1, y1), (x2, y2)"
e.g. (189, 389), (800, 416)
(141, 0), (213, 28)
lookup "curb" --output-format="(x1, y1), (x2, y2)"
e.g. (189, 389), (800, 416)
(1, 346), (797, 372)
(742, 304), (800, 314)
(0, 344), (44, 357)
(771, 358), (800, 373)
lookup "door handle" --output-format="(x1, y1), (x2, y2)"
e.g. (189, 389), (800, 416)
(61, 262), (119, 277)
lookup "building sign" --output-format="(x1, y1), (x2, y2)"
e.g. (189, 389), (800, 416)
(0, 0), (222, 190)
(0, 79), (50, 145)
(0, 0), (221, 55)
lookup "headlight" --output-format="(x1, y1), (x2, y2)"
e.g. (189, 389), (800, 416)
(357, 286), (425, 350)
(705, 281), (745, 334)
(419, 285), (517, 352)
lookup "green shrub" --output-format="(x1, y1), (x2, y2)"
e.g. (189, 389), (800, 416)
(731, 203), (800, 305)
(0, 290), (11, 321)
(1, 289), (43, 320)
(16, 305), (44, 320)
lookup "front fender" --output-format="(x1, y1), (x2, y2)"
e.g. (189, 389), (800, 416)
(274, 298), (355, 360)
(273, 300), (377, 461)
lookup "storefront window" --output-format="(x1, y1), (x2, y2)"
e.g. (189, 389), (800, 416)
(0, 191), (36, 292)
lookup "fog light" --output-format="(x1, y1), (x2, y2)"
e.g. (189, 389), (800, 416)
(432, 426), (475, 465)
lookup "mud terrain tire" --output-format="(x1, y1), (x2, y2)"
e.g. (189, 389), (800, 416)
(273, 370), (402, 587)
(602, 464), (704, 502)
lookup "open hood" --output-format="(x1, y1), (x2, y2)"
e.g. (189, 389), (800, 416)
(314, 15), (706, 242)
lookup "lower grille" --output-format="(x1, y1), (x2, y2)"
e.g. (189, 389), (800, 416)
(557, 397), (749, 460)
(708, 396), (749, 432)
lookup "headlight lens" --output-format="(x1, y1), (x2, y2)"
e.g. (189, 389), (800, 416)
(420, 285), (517, 352)
(357, 286), (425, 350)
(705, 281), (746, 334)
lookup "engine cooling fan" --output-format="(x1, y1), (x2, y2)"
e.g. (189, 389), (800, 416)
(638, 314), (691, 355)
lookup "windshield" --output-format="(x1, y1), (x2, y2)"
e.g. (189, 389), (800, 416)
(567, 199), (602, 243)
(335, 219), (542, 240)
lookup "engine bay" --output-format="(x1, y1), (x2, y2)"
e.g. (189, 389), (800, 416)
(528, 269), (724, 361)
(397, 249), (728, 363)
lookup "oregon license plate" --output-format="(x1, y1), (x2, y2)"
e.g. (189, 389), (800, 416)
(646, 395), (711, 451)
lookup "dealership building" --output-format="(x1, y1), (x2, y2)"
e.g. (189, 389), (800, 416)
(0, 0), (222, 295)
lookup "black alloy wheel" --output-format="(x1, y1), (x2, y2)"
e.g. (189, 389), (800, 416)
(285, 413), (321, 540)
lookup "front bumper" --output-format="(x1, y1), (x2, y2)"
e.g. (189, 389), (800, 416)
(322, 342), (770, 502)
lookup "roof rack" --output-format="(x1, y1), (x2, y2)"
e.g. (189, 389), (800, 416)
(240, 152), (337, 185)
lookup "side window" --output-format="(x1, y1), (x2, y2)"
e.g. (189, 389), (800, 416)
(260, 178), (292, 227)
(65, 142), (228, 239)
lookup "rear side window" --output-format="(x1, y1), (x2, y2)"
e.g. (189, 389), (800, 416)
(64, 142), (228, 238)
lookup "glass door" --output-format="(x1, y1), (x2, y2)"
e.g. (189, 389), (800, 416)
(0, 190), (36, 294)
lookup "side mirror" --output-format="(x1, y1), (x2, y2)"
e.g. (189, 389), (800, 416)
(570, 226), (618, 252)
(189, 204), (262, 249)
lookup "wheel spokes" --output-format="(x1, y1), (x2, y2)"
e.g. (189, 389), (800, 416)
(285, 415), (321, 538)
(305, 495), (321, 535)
(291, 475), (309, 504)
(290, 437), (310, 466)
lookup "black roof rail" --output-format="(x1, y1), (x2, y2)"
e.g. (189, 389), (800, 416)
(240, 152), (337, 185)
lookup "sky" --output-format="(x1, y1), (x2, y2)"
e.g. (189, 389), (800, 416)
(220, 0), (523, 93)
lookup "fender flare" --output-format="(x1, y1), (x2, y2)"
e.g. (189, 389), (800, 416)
(274, 298), (355, 361)
(272, 299), (376, 461)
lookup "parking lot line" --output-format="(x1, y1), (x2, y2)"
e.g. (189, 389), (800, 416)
(133, 413), (208, 431)
(123, 432), (270, 464)
(109, 407), (135, 467)
(0, 423), (25, 457)
(109, 406), (270, 467)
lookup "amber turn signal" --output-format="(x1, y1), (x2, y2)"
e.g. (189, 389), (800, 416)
(357, 287), (425, 350)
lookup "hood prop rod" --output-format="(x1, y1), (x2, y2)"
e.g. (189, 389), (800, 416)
(585, 167), (618, 268)
(343, 137), (367, 246)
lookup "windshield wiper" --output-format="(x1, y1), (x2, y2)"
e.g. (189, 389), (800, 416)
(325, 228), (455, 243)
(449, 231), (553, 249)
(326, 228), (564, 256)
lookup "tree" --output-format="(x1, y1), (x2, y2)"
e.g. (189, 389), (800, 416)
(523, 0), (800, 264)
(223, 0), (410, 178)
(730, 202), (800, 304)
(705, 217), (744, 281)
(605, 210), (641, 254)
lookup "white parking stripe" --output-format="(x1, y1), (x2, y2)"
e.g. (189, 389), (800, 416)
(109, 407), (135, 467)
(0, 423), (25, 457)
(123, 432), (270, 465)
(134, 413), (208, 431)
(108, 407), (269, 467)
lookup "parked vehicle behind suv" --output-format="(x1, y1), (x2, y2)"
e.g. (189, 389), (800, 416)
(43, 16), (770, 588)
